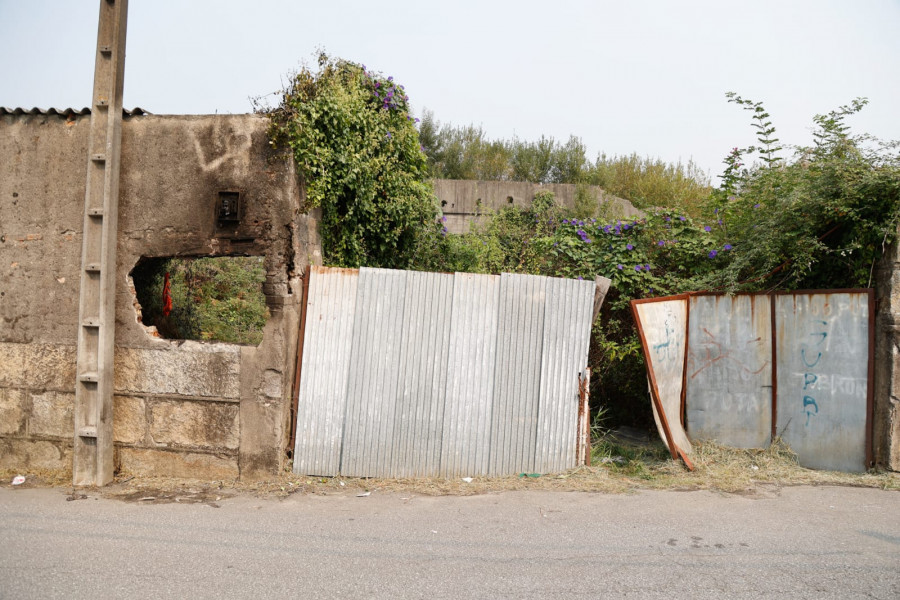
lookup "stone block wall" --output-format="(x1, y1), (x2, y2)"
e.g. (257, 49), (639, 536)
(0, 110), (322, 480)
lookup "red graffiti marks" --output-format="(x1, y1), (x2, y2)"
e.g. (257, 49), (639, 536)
(689, 327), (769, 381)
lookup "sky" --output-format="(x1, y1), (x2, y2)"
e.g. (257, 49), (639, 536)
(2, 0), (898, 181)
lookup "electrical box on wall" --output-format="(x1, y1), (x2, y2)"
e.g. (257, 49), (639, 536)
(217, 190), (241, 227)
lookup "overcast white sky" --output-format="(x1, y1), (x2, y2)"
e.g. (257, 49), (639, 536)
(2, 0), (898, 181)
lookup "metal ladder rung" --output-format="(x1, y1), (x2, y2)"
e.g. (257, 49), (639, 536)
(91, 153), (106, 162)
(85, 263), (101, 273)
(99, 45), (112, 55)
(96, 99), (109, 107)
(78, 426), (98, 438)
(88, 208), (104, 217)
(83, 318), (100, 328)
(79, 372), (99, 383)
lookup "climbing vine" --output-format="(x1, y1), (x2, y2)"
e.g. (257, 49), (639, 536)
(267, 53), (437, 268)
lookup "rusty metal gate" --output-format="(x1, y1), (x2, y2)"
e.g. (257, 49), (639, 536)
(292, 267), (597, 477)
(633, 290), (874, 472)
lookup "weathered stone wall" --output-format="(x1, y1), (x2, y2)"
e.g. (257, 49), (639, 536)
(874, 235), (900, 470)
(433, 179), (644, 234)
(0, 111), (322, 480)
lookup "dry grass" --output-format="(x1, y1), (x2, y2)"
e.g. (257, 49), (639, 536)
(2, 438), (897, 500)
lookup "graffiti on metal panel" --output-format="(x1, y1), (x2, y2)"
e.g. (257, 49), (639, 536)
(652, 317), (680, 364)
(689, 327), (769, 382)
(800, 319), (828, 426)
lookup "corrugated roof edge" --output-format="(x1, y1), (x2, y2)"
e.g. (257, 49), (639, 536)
(0, 107), (150, 117)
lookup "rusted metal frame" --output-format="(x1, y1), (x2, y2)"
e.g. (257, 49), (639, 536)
(576, 369), (591, 466)
(681, 294), (692, 430)
(287, 266), (313, 458)
(866, 289), (876, 468)
(630, 295), (689, 461)
(770, 293), (779, 441)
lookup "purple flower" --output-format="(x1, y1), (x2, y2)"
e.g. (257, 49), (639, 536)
(704, 226), (711, 232)
(717, 219), (723, 225)
(617, 264), (624, 270)
(714, 208), (719, 214)
(562, 219), (569, 225)
(657, 240), (665, 246)
(664, 216), (671, 222)
(723, 244), (732, 251)
(754, 203), (761, 208)
(644, 264), (651, 270)
(386, 132), (392, 139)
(708, 250), (718, 258)
(577, 276), (584, 280)
(626, 244), (634, 250)
(584, 238), (592, 243)
(441, 216), (447, 222)
(679, 216), (686, 222)
(635, 265), (643, 271)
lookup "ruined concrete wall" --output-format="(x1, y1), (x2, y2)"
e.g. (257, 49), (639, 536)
(0, 111), (321, 480)
(874, 234), (900, 470)
(433, 179), (644, 234)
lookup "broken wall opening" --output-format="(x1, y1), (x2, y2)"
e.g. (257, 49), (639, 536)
(130, 256), (269, 345)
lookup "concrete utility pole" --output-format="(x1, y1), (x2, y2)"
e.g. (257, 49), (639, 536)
(73, 0), (128, 486)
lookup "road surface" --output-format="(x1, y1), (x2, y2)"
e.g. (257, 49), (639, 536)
(1, 485), (898, 599)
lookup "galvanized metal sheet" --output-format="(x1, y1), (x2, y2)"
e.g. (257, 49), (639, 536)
(535, 277), (596, 473)
(488, 273), (547, 475)
(294, 267), (598, 478)
(292, 267), (358, 476)
(774, 292), (870, 472)
(686, 294), (772, 448)
(440, 272), (500, 477)
(390, 270), (454, 477)
(633, 297), (693, 459)
(340, 268), (409, 477)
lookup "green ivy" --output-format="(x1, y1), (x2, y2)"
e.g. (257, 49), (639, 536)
(268, 53), (437, 268)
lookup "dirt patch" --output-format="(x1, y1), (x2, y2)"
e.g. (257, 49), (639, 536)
(3, 439), (899, 501)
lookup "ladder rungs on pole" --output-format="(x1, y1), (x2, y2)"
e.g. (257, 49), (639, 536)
(79, 372), (99, 383)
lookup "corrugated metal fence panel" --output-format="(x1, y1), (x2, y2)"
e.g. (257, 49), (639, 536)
(390, 270), (454, 477)
(340, 268), (408, 477)
(535, 277), (595, 473)
(774, 292), (870, 472)
(292, 267), (359, 476)
(488, 273), (547, 475)
(440, 272), (501, 477)
(686, 294), (772, 448)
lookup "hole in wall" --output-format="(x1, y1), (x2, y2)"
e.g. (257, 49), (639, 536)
(129, 256), (269, 345)
(507, 196), (514, 204)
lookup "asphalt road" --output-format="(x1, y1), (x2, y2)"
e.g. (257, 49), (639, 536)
(1, 485), (898, 599)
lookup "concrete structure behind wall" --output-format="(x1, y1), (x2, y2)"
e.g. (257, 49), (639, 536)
(434, 179), (643, 234)
(0, 108), (321, 480)
(875, 235), (900, 470)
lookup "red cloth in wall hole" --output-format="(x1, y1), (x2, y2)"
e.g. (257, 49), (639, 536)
(162, 272), (172, 317)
